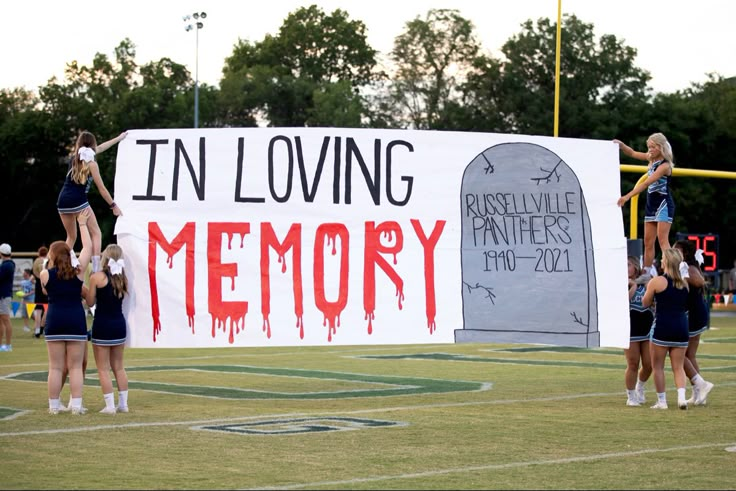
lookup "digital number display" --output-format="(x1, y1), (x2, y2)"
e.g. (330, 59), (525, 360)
(675, 233), (719, 272)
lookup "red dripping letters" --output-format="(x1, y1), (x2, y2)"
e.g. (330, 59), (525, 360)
(147, 219), (445, 343)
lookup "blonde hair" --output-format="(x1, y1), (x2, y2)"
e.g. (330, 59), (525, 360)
(71, 131), (97, 184)
(648, 132), (675, 168)
(661, 248), (688, 290)
(101, 244), (128, 299)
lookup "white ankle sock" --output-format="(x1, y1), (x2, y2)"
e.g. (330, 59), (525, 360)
(118, 390), (128, 408)
(677, 387), (687, 402)
(657, 392), (666, 404)
(636, 380), (646, 391)
(103, 392), (115, 409)
(49, 398), (60, 410)
(70, 397), (83, 409)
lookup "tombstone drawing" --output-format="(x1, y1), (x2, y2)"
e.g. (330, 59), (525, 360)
(455, 142), (599, 347)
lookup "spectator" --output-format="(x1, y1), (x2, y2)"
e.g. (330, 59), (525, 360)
(32, 246), (49, 338)
(0, 243), (15, 351)
(20, 268), (35, 333)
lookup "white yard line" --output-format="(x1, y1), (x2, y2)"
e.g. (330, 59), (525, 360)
(1, 386), (734, 437)
(245, 441), (736, 490)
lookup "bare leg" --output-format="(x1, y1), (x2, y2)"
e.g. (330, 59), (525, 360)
(66, 341), (86, 399)
(643, 222), (657, 268)
(684, 357), (698, 381)
(82, 341), (88, 377)
(60, 341), (86, 397)
(86, 208), (102, 259)
(33, 308), (46, 336)
(94, 345), (113, 395)
(21, 303), (29, 329)
(59, 212), (79, 251)
(624, 343), (641, 390)
(685, 335), (701, 376)
(638, 340), (652, 382)
(47, 341), (66, 399)
(656, 221), (672, 253)
(669, 347), (688, 390)
(650, 343), (668, 393)
(110, 345), (128, 391)
(0, 314), (11, 346)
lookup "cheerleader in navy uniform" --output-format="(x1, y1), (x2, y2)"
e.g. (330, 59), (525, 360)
(40, 208), (93, 414)
(674, 239), (715, 406)
(32, 246), (49, 338)
(57, 130), (127, 273)
(86, 244), (129, 414)
(642, 248), (690, 410)
(615, 133), (675, 277)
(624, 256), (653, 406)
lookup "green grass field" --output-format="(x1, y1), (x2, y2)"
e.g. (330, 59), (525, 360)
(1, 315), (735, 490)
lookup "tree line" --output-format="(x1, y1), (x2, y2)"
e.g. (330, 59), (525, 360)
(1, 7), (734, 269)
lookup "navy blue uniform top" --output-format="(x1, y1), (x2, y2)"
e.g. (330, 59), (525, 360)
(686, 282), (710, 334)
(34, 267), (48, 304)
(57, 158), (93, 213)
(651, 275), (689, 347)
(647, 160), (671, 195)
(0, 259), (15, 298)
(629, 284), (654, 341)
(91, 272), (127, 346)
(644, 160), (675, 222)
(44, 268), (87, 342)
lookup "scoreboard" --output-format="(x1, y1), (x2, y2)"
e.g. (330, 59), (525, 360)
(674, 233), (719, 272)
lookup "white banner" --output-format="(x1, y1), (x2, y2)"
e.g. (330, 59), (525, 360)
(114, 128), (628, 348)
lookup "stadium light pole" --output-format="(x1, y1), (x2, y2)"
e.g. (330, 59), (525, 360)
(183, 12), (207, 128)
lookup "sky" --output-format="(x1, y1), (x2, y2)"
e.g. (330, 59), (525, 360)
(2, 0), (734, 95)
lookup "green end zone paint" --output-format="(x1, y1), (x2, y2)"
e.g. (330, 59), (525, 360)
(3, 365), (491, 400)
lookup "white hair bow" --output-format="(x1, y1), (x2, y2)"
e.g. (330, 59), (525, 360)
(694, 249), (705, 266)
(109, 258), (125, 275)
(679, 261), (690, 279)
(78, 146), (96, 162)
(70, 250), (80, 268)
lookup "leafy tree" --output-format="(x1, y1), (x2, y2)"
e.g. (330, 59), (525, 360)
(385, 9), (481, 129)
(219, 5), (378, 127)
(2, 39), (210, 251)
(308, 80), (364, 127)
(113, 57), (198, 129)
(0, 89), (69, 249)
(275, 5), (378, 84)
(463, 14), (651, 137)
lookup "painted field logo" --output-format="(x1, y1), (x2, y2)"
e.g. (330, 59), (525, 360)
(0, 407), (28, 420)
(194, 417), (406, 435)
(3, 365), (490, 399)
